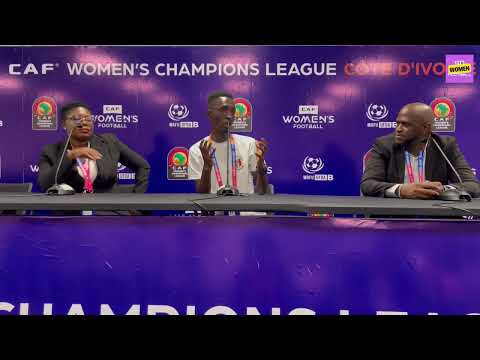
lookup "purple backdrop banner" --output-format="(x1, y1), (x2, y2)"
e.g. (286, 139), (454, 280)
(0, 46), (478, 193)
(0, 216), (480, 315)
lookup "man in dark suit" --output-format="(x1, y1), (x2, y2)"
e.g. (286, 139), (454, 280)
(38, 102), (150, 194)
(361, 102), (480, 199)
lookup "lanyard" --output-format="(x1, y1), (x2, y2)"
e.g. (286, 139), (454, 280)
(74, 142), (94, 193)
(405, 150), (425, 183)
(74, 140), (94, 195)
(76, 158), (93, 193)
(209, 136), (238, 188)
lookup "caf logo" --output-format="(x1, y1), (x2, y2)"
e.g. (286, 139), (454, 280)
(32, 96), (57, 130)
(167, 147), (189, 180)
(232, 98), (253, 132)
(430, 97), (456, 132)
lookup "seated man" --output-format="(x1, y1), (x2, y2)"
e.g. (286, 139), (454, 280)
(188, 91), (269, 195)
(361, 102), (480, 199)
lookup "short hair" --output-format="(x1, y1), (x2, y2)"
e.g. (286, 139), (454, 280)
(61, 102), (92, 121)
(208, 91), (233, 107)
(405, 102), (434, 126)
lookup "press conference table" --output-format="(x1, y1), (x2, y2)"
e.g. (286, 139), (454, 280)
(2, 193), (480, 315)
(0, 192), (479, 217)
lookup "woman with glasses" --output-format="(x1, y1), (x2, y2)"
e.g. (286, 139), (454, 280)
(38, 102), (150, 196)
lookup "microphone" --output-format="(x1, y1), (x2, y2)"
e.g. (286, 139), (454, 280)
(431, 137), (472, 202)
(216, 115), (239, 196)
(46, 127), (76, 195)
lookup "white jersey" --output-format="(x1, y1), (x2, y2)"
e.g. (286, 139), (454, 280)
(188, 134), (259, 194)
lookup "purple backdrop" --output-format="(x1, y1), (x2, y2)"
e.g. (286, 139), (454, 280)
(0, 46), (478, 193)
(0, 217), (480, 315)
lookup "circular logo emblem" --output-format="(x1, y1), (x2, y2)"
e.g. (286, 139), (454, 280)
(168, 104), (190, 121)
(302, 156), (324, 174)
(172, 151), (188, 166)
(366, 104), (389, 121)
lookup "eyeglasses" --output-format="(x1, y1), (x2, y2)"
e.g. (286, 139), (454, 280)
(66, 115), (95, 125)
(209, 105), (235, 115)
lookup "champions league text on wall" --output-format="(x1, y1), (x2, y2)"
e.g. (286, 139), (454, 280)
(1, 302), (475, 315)
(8, 62), (338, 77)
(0, 47), (478, 194)
(1, 214), (480, 315)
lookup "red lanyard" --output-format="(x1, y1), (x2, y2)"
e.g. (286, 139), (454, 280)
(405, 150), (425, 183)
(76, 158), (93, 193)
(209, 136), (238, 188)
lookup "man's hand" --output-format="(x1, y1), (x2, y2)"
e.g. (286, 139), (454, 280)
(255, 138), (268, 160)
(256, 138), (268, 171)
(199, 140), (213, 169)
(399, 181), (444, 199)
(67, 147), (103, 161)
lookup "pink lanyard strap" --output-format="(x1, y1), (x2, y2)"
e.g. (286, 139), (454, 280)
(76, 158), (93, 193)
(209, 136), (237, 188)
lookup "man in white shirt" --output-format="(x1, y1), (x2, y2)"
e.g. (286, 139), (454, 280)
(188, 91), (269, 195)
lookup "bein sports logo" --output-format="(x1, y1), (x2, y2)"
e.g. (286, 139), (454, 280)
(168, 104), (190, 121)
(302, 156), (324, 174)
(366, 104), (389, 121)
(302, 156), (334, 182)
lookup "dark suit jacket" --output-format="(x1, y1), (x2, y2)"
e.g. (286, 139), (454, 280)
(38, 133), (150, 194)
(361, 133), (480, 198)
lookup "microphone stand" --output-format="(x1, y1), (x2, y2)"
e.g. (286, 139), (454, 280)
(46, 127), (75, 195)
(216, 119), (239, 196)
(431, 137), (472, 202)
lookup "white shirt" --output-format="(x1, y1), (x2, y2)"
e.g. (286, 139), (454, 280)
(188, 134), (260, 194)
